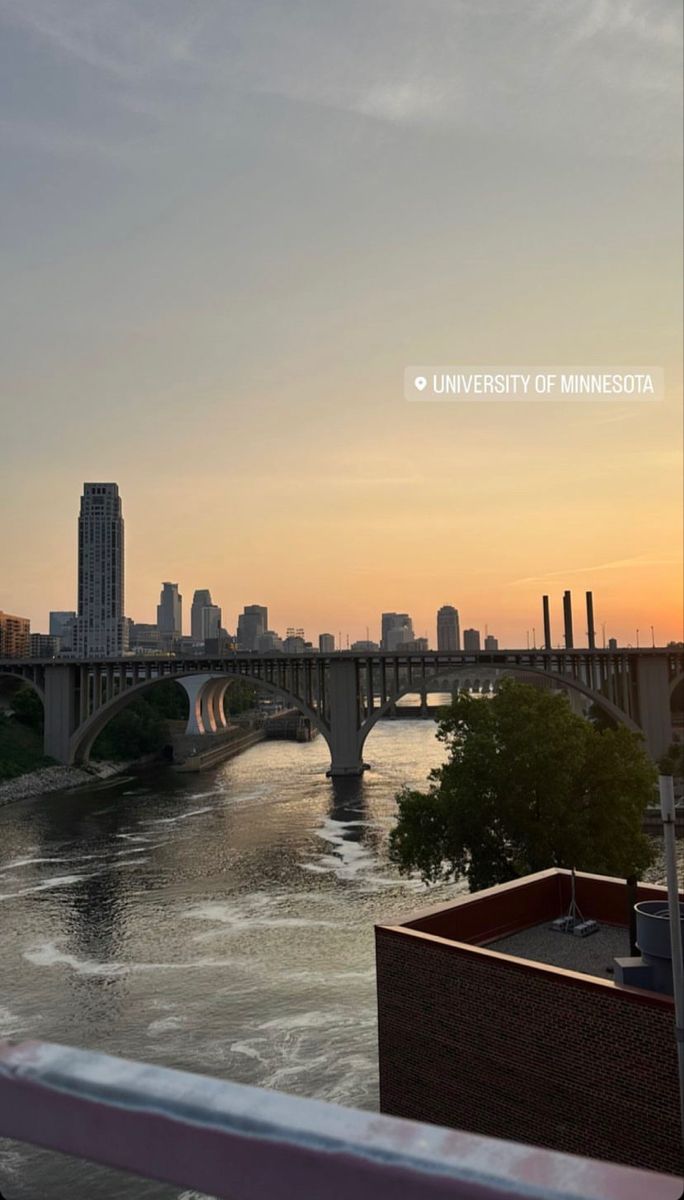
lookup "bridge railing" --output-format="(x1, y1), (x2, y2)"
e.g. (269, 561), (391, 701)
(0, 1040), (680, 1199)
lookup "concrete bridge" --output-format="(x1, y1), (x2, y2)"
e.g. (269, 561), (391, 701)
(0, 648), (681, 777)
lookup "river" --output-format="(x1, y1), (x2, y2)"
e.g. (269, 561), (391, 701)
(0, 716), (460, 1198)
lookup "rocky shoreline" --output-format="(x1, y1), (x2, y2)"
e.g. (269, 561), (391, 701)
(0, 761), (129, 807)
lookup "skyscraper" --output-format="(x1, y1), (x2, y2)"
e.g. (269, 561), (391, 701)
(237, 605), (268, 651)
(76, 483), (126, 657)
(437, 605), (460, 651)
(50, 610), (76, 653)
(381, 612), (413, 650)
(319, 633), (335, 653)
(191, 589), (213, 643)
(484, 634), (499, 651)
(200, 604), (222, 642)
(157, 582), (183, 643)
(463, 628), (481, 652)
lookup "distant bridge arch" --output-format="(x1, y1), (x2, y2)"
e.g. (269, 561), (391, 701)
(69, 670), (326, 765)
(358, 662), (643, 760)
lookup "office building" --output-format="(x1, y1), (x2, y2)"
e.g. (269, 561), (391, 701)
(237, 605), (268, 651)
(129, 623), (162, 652)
(200, 605), (222, 643)
(282, 633), (306, 654)
(157, 583), (182, 644)
(49, 611), (76, 652)
(76, 483), (126, 657)
(608, 637), (618, 651)
(484, 635), (498, 651)
(191, 590), (213, 643)
(381, 613), (413, 650)
(463, 628), (481, 652)
(319, 633), (335, 653)
(437, 606), (460, 651)
(350, 640), (380, 652)
(29, 633), (60, 658)
(257, 631), (283, 653)
(0, 612), (30, 658)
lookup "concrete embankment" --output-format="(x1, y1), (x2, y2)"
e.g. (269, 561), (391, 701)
(0, 761), (128, 807)
(173, 728), (266, 772)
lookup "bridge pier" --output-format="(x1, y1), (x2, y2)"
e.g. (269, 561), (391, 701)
(635, 655), (673, 761)
(326, 659), (367, 777)
(44, 665), (79, 765)
(179, 675), (213, 737)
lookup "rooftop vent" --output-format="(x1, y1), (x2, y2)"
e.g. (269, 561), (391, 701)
(614, 901), (684, 995)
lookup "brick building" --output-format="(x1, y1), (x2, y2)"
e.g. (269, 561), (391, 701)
(375, 868), (683, 1177)
(0, 611), (30, 658)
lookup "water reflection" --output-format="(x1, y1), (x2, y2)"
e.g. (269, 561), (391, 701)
(0, 721), (451, 1199)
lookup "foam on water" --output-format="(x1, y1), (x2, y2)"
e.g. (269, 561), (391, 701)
(0, 873), (90, 901)
(23, 940), (258, 977)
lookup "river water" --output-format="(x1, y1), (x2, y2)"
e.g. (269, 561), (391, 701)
(0, 716), (460, 1198)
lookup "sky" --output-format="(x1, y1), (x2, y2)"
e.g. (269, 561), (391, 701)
(0, 0), (682, 647)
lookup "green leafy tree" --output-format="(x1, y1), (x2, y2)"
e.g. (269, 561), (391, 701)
(659, 740), (684, 782)
(10, 686), (44, 732)
(390, 679), (655, 892)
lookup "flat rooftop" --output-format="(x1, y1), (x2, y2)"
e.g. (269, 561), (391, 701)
(489, 920), (630, 980)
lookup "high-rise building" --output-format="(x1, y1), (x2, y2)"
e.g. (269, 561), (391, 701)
(0, 612), (30, 658)
(129, 623), (162, 651)
(350, 640), (380, 652)
(386, 623), (414, 652)
(191, 590), (213, 643)
(282, 633), (307, 654)
(319, 633), (335, 653)
(237, 605), (268, 651)
(484, 634), (499, 651)
(381, 613), (413, 650)
(76, 483), (126, 657)
(257, 631), (283, 652)
(157, 583), (182, 643)
(463, 628), (481, 652)
(29, 633), (60, 658)
(49, 610), (76, 654)
(200, 604), (222, 643)
(437, 606), (460, 651)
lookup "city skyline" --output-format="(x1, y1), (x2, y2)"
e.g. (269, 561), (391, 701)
(0, 480), (679, 651)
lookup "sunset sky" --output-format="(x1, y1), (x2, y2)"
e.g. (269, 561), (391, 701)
(1, 1), (682, 647)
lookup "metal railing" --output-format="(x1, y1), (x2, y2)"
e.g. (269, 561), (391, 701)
(0, 1040), (681, 1199)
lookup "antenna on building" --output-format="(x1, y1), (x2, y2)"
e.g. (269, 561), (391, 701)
(551, 867), (599, 937)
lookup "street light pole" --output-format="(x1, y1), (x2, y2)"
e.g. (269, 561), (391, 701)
(659, 775), (684, 1154)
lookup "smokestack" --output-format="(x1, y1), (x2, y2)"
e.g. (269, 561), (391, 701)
(586, 591), (596, 650)
(563, 590), (574, 649)
(542, 595), (552, 650)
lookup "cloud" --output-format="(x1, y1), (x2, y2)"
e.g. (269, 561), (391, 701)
(0, 0), (206, 81)
(511, 555), (682, 586)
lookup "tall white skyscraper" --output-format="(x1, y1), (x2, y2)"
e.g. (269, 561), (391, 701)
(76, 483), (126, 657)
(157, 582), (183, 642)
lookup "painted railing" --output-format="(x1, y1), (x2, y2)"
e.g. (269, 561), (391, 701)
(0, 1040), (681, 1199)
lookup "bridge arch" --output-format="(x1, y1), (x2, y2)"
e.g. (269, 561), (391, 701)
(69, 669), (328, 765)
(358, 663), (643, 761)
(0, 668), (45, 704)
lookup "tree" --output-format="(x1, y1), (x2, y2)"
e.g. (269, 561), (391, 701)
(10, 685), (44, 732)
(390, 679), (655, 892)
(659, 739), (684, 783)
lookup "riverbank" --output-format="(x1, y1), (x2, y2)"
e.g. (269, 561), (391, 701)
(0, 760), (130, 807)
